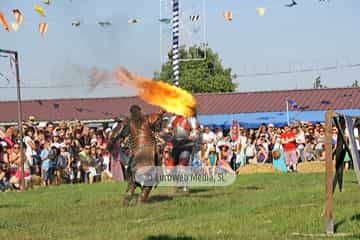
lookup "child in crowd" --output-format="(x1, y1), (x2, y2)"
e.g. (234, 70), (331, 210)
(40, 139), (51, 186)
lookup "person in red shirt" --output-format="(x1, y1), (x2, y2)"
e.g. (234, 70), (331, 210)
(281, 125), (298, 172)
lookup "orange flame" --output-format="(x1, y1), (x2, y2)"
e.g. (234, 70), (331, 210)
(113, 67), (196, 117)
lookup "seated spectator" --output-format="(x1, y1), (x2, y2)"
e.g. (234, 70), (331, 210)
(257, 145), (268, 164)
(1, 143), (11, 164)
(78, 144), (92, 183)
(202, 126), (216, 149)
(0, 162), (11, 192)
(87, 146), (102, 183)
(304, 137), (315, 161)
(79, 145), (91, 163)
(217, 143), (235, 174)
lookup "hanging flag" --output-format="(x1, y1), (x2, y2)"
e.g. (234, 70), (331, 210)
(11, 23), (19, 31)
(34, 5), (46, 17)
(285, 0), (297, 7)
(0, 12), (10, 32)
(159, 18), (171, 24)
(13, 9), (23, 24)
(189, 15), (200, 22)
(256, 8), (266, 16)
(72, 21), (80, 27)
(39, 22), (48, 36)
(11, 9), (23, 31)
(287, 99), (298, 108)
(128, 18), (139, 24)
(98, 21), (111, 27)
(41, 0), (52, 5)
(223, 12), (233, 21)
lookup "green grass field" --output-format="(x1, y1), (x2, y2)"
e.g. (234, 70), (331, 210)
(1, 171), (359, 240)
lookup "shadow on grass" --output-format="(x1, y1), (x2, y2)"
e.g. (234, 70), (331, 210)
(144, 235), (194, 240)
(239, 185), (263, 191)
(147, 195), (174, 203)
(189, 188), (209, 194)
(350, 213), (360, 221)
(334, 218), (346, 233)
(0, 203), (26, 209)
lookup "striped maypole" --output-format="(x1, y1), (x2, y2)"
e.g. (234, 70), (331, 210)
(172, 0), (180, 86)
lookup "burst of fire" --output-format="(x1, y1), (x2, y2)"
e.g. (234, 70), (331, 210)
(113, 67), (196, 117)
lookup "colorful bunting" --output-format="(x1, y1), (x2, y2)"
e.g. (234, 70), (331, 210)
(41, 0), (52, 5)
(11, 23), (19, 31)
(256, 8), (266, 16)
(72, 21), (81, 27)
(39, 22), (48, 36)
(128, 18), (139, 24)
(223, 12), (233, 21)
(11, 9), (23, 31)
(34, 5), (46, 17)
(159, 18), (171, 24)
(285, 0), (297, 7)
(0, 12), (10, 32)
(189, 15), (200, 22)
(12, 9), (23, 25)
(98, 21), (111, 27)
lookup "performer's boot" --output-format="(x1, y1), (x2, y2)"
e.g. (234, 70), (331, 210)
(138, 186), (152, 204)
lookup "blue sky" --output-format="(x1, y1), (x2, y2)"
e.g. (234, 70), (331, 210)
(0, 0), (359, 101)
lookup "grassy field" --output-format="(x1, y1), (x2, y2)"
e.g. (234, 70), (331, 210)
(1, 171), (359, 240)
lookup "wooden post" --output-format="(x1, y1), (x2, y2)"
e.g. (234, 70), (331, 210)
(324, 111), (334, 234)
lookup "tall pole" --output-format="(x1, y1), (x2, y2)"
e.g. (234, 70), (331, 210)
(0, 49), (25, 190)
(172, 0), (180, 86)
(324, 111), (334, 234)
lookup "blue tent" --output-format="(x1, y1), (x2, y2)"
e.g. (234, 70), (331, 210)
(198, 109), (360, 129)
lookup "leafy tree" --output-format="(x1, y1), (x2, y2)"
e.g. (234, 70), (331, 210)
(154, 45), (237, 93)
(352, 80), (359, 87)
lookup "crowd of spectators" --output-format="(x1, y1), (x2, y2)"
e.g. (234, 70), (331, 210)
(189, 120), (334, 174)
(0, 117), (116, 192)
(0, 115), (357, 192)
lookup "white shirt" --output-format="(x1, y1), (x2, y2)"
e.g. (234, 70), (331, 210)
(23, 136), (36, 158)
(202, 131), (216, 144)
(245, 144), (256, 157)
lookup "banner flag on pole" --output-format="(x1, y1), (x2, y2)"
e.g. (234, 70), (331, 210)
(287, 99), (298, 108)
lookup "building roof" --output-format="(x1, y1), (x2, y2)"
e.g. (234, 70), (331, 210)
(0, 87), (359, 123)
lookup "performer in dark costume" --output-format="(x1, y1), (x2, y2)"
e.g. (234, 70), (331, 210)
(108, 105), (162, 206)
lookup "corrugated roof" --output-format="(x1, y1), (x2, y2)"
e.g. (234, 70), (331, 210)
(0, 87), (359, 123)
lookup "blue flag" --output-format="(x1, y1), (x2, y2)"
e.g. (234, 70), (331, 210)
(287, 99), (298, 108)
